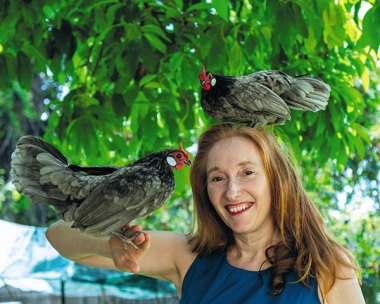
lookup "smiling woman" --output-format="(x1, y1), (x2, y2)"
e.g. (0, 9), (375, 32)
(187, 123), (365, 303)
(46, 123), (365, 304)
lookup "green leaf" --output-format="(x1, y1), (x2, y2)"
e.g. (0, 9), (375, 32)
(174, 0), (183, 11)
(139, 74), (157, 87)
(337, 142), (348, 170)
(203, 25), (228, 69)
(0, 55), (11, 91)
(168, 52), (184, 71)
(361, 68), (370, 91)
(229, 41), (243, 73)
(112, 93), (129, 117)
(22, 43), (46, 72)
(305, 27), (318, 51)
(351, 56), (365, 76)
(276, 4), (297, 51)
(357, 6), (380, 52)
(115, 44), (138, 85)
(124, 23), (141, 43)
(186, 2), (211, 12)
(351, 123), (371, 144)
(329, 103), (341, 132)
(315, 115), (326, 137)
(322, 4), (347, 49)
(212, 0), (229, 22)
(16, 52), (32, 89)
(66, 116), (98, 161)
(142, 24), (171, 42)
(137, 39), (157, 70)
(106, 3), (123, 27)
(353, 136), (365, 159)
(42, 4), (54, 18)
(143, 34), (167, 54)
(4, 53), (16, 81)
(124, 84), (139, 104)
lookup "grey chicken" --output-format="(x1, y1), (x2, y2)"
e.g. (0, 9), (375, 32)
(199, 66), (331, 127)
(10, 136), (191, 248)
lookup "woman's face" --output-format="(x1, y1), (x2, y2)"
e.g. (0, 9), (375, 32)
(206, 136), (273, 235)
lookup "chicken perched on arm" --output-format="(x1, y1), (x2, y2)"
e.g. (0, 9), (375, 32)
(10, 136), (191, 248)
(199, 65), (330, 127)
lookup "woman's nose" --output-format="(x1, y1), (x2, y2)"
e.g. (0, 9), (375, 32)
(225, 178), (241, 201)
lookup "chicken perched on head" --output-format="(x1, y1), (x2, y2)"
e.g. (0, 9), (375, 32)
(10, 136), (191, 249)
(199, 65), (330, 127)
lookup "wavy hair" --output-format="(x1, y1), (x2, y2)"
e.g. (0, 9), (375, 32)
(188, 123), (360, 298)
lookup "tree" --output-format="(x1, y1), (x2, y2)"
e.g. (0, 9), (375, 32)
(0, 0), (379, 299)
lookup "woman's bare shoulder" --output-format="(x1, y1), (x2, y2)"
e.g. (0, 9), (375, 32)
(320, 253), (365, 304)
(324, 267), (365, 303)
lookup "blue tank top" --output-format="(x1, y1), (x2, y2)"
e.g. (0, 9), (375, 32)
(180, 251), (321, 304)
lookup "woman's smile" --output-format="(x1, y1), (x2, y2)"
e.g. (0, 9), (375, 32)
(225, 202), (254, 216)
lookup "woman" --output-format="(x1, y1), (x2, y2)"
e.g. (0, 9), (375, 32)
(46, 123), (365, 303)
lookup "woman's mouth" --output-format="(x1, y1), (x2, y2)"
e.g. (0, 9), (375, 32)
(225, 202), (253, 216)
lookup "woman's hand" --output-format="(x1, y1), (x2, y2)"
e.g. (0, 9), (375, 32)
(109, 224), (150, 273)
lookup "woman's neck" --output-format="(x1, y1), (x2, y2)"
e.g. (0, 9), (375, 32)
(227, 227), (281, 271)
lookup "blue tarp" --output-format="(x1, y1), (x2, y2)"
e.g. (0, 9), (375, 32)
(0, 219), (177, 301)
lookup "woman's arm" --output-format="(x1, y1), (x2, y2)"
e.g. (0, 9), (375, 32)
(45, 220), (196, 291)
(324, 265), (366, 304)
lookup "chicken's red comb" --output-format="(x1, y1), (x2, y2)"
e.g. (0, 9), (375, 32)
(179, 141), (189, 158)
(199, 65), (207, 80)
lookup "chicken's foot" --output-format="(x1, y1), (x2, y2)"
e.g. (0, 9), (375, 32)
(112, 230), (144, 251)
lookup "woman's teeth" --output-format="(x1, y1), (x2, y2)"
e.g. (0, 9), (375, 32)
(226, 203), (253, 214)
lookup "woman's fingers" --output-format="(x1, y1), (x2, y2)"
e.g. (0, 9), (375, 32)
(109, 228), (151, 273)
(133, 232), (146, 246)
(139, 232), (150, 251)
(125, 224), (147, 248)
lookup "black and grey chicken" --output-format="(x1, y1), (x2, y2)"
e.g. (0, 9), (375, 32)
(10, 136), (191, 248)
(199, 66), (331, 127)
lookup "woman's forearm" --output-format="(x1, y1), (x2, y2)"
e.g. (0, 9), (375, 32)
(45, 220), (112, 261)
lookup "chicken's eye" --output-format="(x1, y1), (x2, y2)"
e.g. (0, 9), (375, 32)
(176, 153), (183, 159)
(207, 74), (213, 80)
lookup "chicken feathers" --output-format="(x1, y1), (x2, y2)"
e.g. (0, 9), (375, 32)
(10, 136), (191, 247)
(199, 66), (330, 127)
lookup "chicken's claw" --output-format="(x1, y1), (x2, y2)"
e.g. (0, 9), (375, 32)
(112, 230), (144, 251)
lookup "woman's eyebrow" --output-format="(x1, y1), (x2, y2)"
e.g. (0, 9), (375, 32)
(207, 161), (257, 175)
(207, 166), (220, 175)
(238, 161), (257, 167)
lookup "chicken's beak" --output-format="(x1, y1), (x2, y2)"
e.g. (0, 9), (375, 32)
(184, 159), (192, 166)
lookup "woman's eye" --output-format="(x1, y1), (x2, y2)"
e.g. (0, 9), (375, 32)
(210, 176), (223, 182)
(244, 170), (254, 176)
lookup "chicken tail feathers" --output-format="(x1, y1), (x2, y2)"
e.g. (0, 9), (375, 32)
(10, 136), (71, 211)
(282, 77), (331, 112)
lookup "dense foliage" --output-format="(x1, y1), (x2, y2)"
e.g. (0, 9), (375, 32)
(0, 0), (379, 300)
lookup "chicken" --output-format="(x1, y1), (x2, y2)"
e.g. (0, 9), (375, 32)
(10, 136), (191, 248)
(199, 65), (331, 127)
